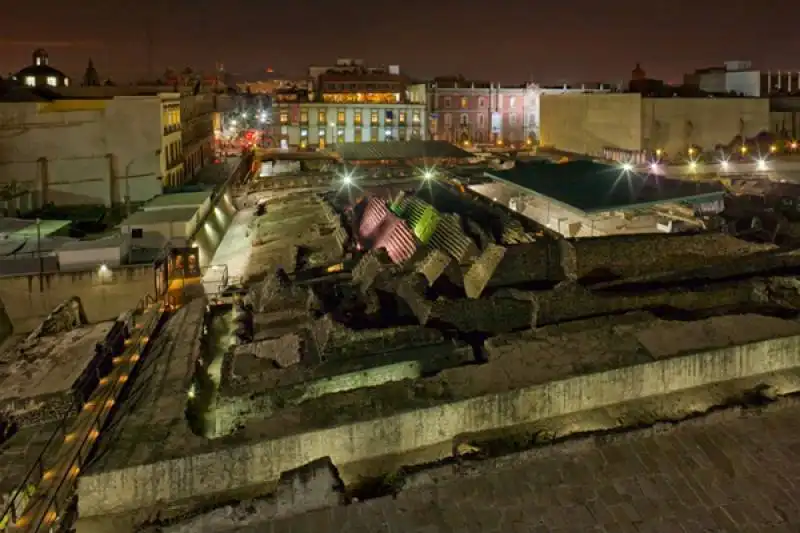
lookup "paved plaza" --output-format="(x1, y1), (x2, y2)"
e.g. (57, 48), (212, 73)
(263, 401), (800, 533)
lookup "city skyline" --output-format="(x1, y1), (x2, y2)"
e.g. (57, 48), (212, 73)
(1, 0), (798, 84)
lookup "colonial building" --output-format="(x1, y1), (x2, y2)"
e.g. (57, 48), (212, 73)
(270, 60), (426, 148)
(427, 78), (612, 147)
(12, 49), (71, 89)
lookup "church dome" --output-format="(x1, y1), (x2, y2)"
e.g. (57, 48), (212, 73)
(14, 49), (70, 88)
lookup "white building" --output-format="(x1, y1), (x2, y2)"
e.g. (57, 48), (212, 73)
(270, 60), (426, 149)
(0, 93), (184, 207)
(687, 61), (800, 97)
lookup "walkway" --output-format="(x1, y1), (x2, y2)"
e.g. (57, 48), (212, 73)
(264, 402), (800, 533)
(4, 301), (165, 532)
(202, 207), (255, 294)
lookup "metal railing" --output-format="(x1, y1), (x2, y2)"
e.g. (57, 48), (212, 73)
(0, 292), (170, 532)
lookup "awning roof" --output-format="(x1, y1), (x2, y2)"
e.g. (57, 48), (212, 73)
(335, 140), (472, 161)
(487, 161), (725, 214)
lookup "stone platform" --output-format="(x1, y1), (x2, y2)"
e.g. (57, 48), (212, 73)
(260, 399), (800, 533)
(75, 311), (800, 526)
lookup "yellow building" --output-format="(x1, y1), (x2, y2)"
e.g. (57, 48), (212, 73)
(540, 93), (770, 157)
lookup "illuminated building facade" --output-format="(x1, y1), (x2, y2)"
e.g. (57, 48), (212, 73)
(270, 59), (426, 148)
(428, 79), (612, 147)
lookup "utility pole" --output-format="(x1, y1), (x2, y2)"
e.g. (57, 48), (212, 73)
(36, 217), (43, 292)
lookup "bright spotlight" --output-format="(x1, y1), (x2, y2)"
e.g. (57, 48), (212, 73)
(720, 160), (730, 171)
(649, 162), (659, 172)
(621, 162), (633, 172)
(342, 173), (352, 185)
(230, 119), (237, 126)
(756, 159), (768, 171)
(98, 264), (109, 274)
(422, 170), (434, 180)
(688, 161), (697, 172)
(791, 141), (798, 150)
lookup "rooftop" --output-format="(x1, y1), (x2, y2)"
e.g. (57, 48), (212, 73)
(119, 207), (199, 226)
(487, 161), (725, 214)
(143, 191), (212, 210)
(335, 140), (473, 161)
(0, 218), (71, 239)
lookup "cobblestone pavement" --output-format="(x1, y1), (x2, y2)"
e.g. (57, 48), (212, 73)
(265, 402), (800, 533)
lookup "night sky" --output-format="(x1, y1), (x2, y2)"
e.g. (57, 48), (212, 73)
(1, 0), (797, 84)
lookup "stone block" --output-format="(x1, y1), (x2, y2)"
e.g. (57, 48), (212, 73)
(414, 248), (452, 286)
(394, 273), (433, 325)
(464, 244), (507, 299)
(351, 249), (394, 293)
(275, 457), (345, 518)
(432, 296), (535, 334)
(236, 333), (303, 368)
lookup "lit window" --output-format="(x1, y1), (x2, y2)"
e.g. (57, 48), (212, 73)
(399, 112), (406, 124)
(371, 111), (378, 124)
(300, 111), (308, 123)
(301, 129), (308, 137)
(64, 77), (70, 87)
(460, 114), (469, 125)
(279, 111), (288, 124)
(24, 76), (35, 87)
(337, 111), (345, 123)
(354, 111), (362, 125)
(444, 113), (452, 127)
(412, 110), (421, 123)
(461, 97), (468, 108)
(318, 128), (326, 140)
(318, 110), (326, 123)
(280, 125), (288, 135)
(509, 96), (516, 107)
(46, 76), (57, 87)
(509, 113), (517, 126)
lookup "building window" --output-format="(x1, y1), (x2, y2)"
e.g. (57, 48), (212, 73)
(385, 110), (394, 124)
(280, 125), (288, 135)
(24, 76), (35, 87)
(46, 76), (57, 87)
(460, 114), (469, 126)
(318, 128), (326, 140)
(300, 111), (308, 123)
(509, 96), (516, 107)
(371, 110), (378, 125)
(478, 97), (486, 108)
(279, 111), (288, 124)
(301, 128), (308, 137)
(354, 110), (362, 125)
(444, 113), (452, 127)
(64, 78), (70, 87)
(411, 128), (421, 139)
(443, 96), (451, 108)
(509, 113), (518, 126)
(460, 97), (468, 108)
(318, 110), (326, 123)
(337, 131), (345, 144)
(337, 111), (345, 124)
(478, 114), (486, 127)
(399, 111), (406, 124)
(384, 129), (394, 141)
(412, 110), (421, 123)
